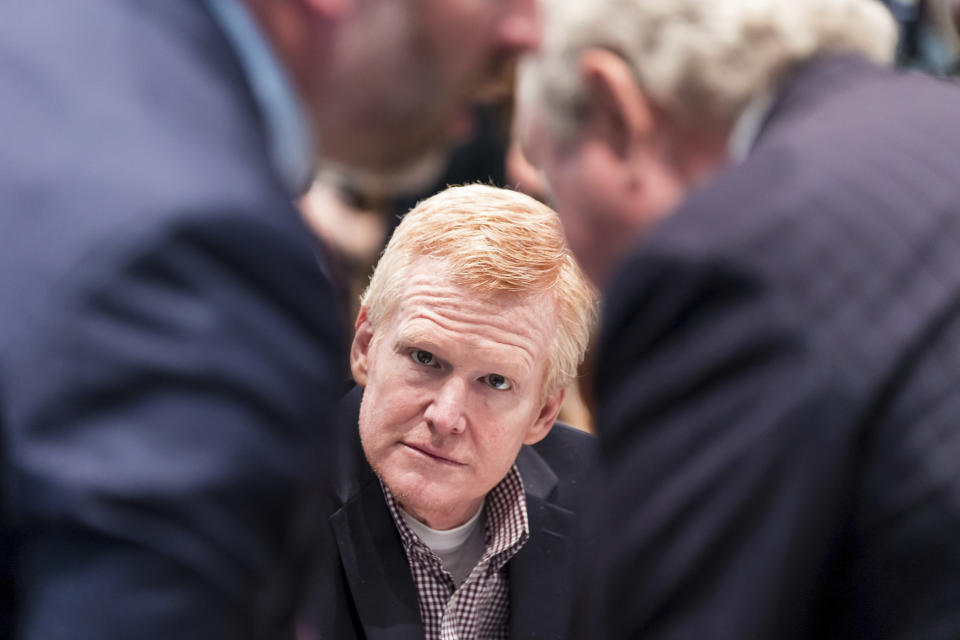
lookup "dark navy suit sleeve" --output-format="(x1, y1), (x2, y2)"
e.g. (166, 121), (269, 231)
(581, 57), (960, 640)
(852, 311), (960, 638)
(7, 212), (343, 640)
(587, 251), (855, 639)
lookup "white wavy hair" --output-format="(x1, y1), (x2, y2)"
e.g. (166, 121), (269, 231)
(519, 0), (899, 143)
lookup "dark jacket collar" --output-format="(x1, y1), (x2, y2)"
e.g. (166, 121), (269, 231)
(758, 54), (886, 151)
(508, 447), (578, 640)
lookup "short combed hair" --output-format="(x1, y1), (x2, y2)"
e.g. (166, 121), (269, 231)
(360, 184), (598, 394)
(519, 0), (899, 143)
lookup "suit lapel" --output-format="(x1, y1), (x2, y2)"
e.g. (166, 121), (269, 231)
(508, 446), (578, 640)
(331, 478), (424, 640)
(331, 387), (423, 640)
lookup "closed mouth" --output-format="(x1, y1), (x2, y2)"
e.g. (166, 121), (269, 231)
(402, 442), (464, 466)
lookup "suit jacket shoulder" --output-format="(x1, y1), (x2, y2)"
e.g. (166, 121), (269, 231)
(0, 3), (344, 638)
(595, 55), (960, 639)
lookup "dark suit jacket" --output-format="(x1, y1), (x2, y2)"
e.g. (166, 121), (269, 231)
(303, 387), (597, 640)
(0, 1), (343, 638)
(587, 56), (960, 639)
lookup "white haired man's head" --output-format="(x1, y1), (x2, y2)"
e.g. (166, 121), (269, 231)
(520, 0), (897, 144)
(515, 0), (898, 287)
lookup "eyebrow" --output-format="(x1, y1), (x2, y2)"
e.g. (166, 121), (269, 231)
(394, 330), (532, 382)
(394, 330), (441, 352)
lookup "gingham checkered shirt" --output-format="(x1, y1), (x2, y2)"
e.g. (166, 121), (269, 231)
(381, 466), (530, 640)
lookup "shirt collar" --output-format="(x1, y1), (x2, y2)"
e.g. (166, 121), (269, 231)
(203, 0), (314, 195)
(482, 465), (530, 567)
(382, 464), (530, 571)
(727, 88), (777, 163)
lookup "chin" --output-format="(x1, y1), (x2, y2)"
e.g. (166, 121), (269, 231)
(392, 479), (454, 515)
(322, 144), (450, 198)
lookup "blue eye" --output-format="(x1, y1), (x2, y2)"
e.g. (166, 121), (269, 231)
(411, 350), (436, 366)
(484, 374), (511, 390)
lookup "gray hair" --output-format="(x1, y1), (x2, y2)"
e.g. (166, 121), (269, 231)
(519, 0), (899, 144)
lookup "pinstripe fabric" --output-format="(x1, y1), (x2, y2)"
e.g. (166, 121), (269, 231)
(381, 466), (529, 640)
(589, 55), (960, 639)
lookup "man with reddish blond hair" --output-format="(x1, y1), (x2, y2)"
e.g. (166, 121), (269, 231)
(308, 184), (598, 640)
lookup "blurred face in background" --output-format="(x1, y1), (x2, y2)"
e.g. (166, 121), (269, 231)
(316, 0), (541, 187)
(515, 53), (688, 289)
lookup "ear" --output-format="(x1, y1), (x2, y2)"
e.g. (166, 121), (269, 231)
(523, 388), (566, 445)
(579, 48), (654, 160)
(350, 307), (375, 387)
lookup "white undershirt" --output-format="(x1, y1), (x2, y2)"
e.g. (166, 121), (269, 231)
(399, 504), (487, 587)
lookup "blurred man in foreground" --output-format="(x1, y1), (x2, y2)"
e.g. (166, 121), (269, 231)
(0, 0), (540, 638)
(517, 0), (960, 637)
(308, 185), (597, 639)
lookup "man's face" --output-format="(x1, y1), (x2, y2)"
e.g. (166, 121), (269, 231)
(317, 0), (540, 185)
(351, 257), (562, 530)
(515, 100), (685, 288)
(535, 135), (643, 289)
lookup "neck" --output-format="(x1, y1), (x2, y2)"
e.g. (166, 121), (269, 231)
(667, 126), (729, 190)
(400, 497), (485, 531)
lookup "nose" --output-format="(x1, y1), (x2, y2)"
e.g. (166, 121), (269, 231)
(497, 0), (542, 54)
(424, 378), (468, 435)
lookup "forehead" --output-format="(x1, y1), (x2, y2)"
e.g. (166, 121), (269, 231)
(381, 257), (555, 375)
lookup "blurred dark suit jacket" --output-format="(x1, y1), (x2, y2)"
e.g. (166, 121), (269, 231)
(588, 56), (960, 639)
(0, 1), (343, 638)
(300, 387), (597, 640)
